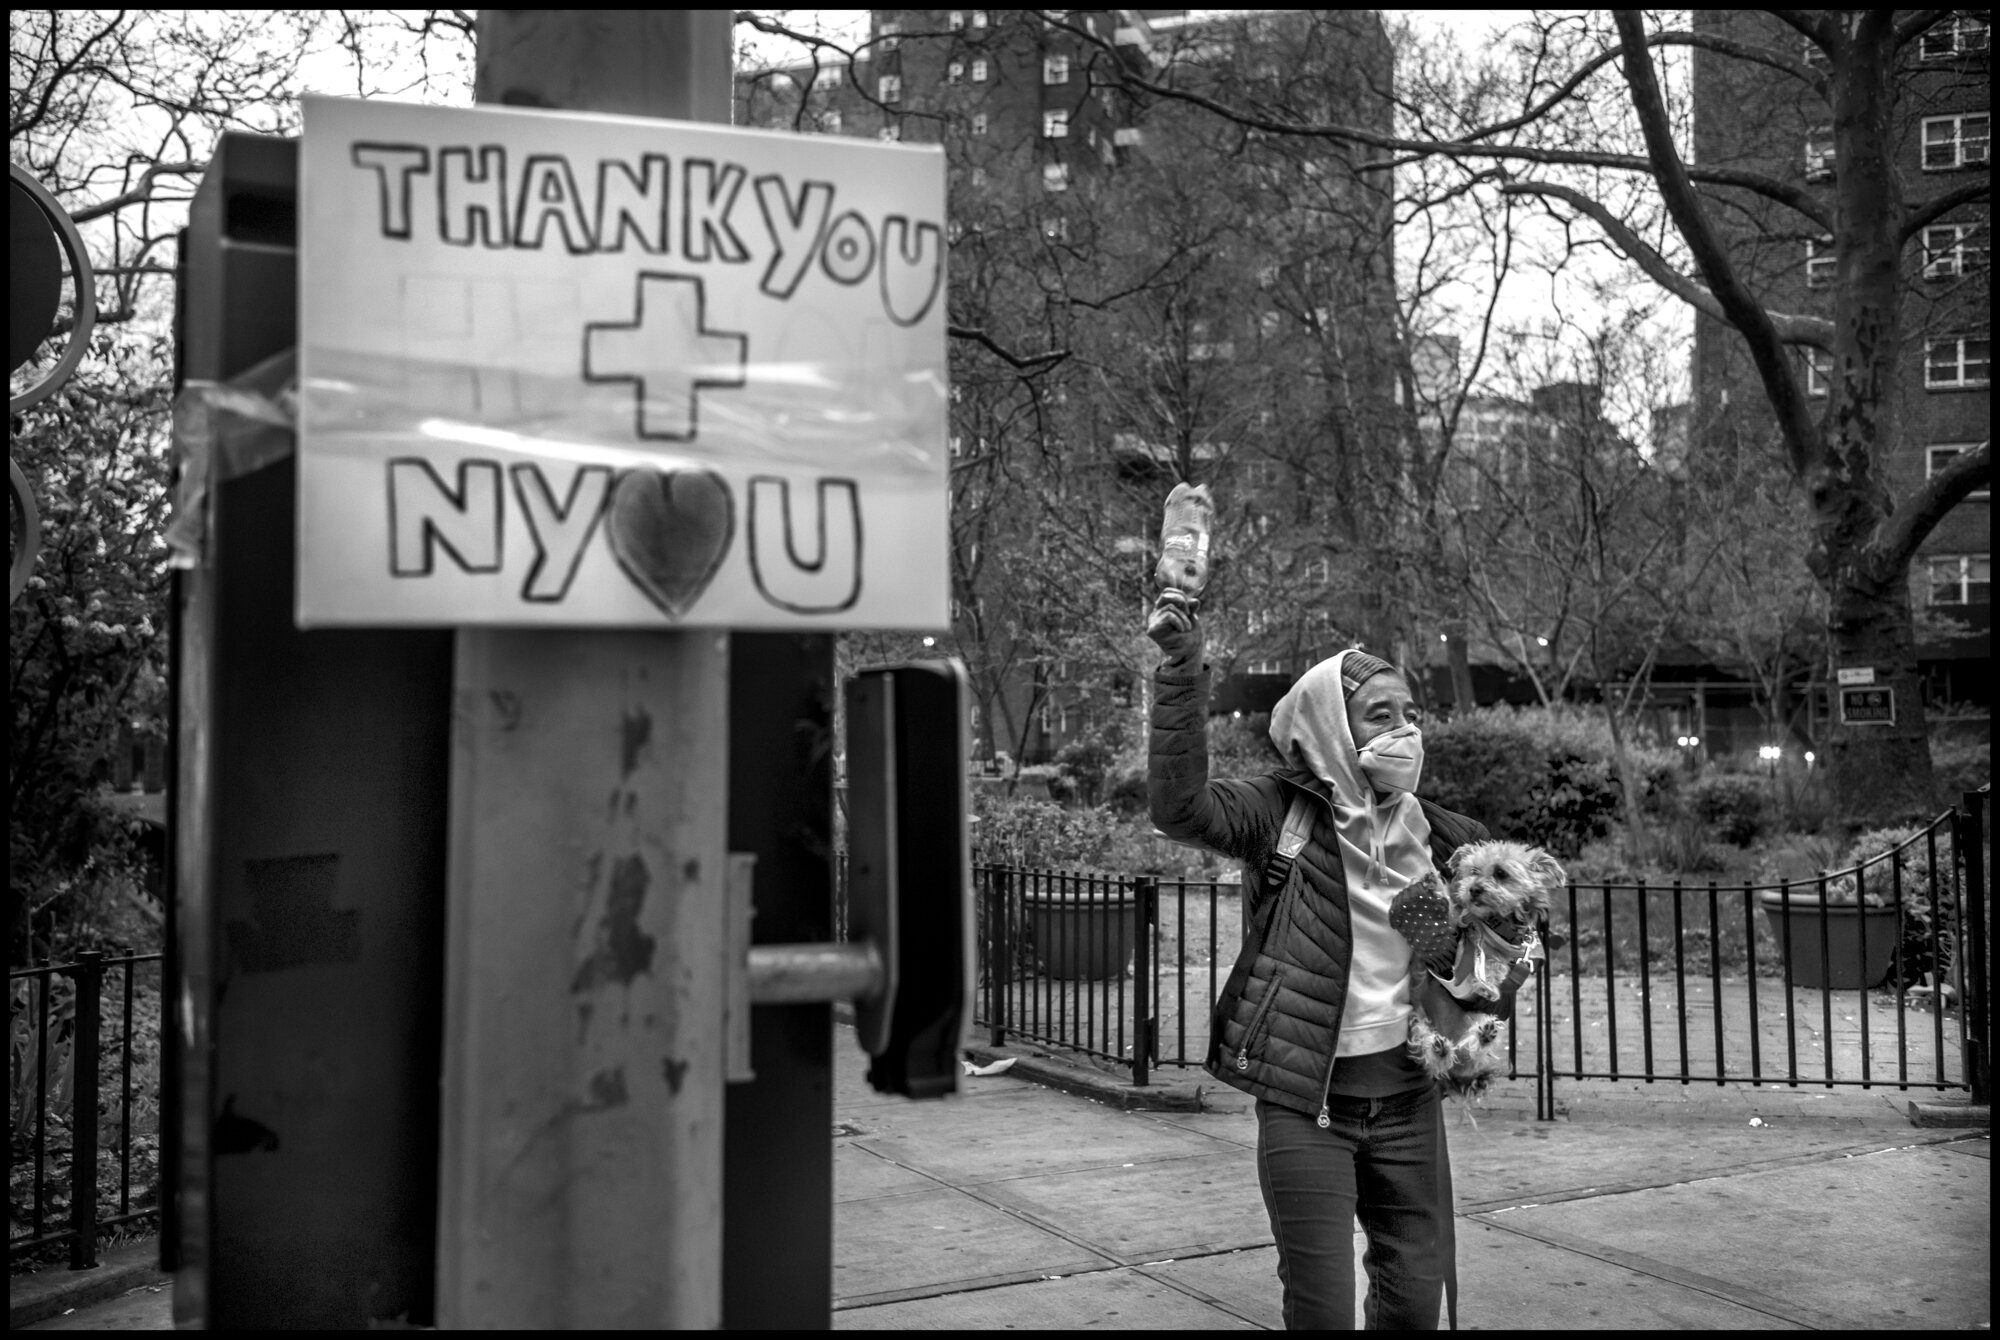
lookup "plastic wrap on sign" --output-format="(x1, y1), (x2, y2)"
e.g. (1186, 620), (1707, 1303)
(165, 349), (300, 570)
(297, 96), (950, 630)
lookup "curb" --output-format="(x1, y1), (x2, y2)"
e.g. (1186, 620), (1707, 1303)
(962, 1042), (1211, 1111)
(1907, 1099), (1991, 1129)
(8, 1238), (168, 1329)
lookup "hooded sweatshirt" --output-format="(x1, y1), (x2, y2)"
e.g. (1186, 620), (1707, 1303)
(1267, 651), (1436, 1057)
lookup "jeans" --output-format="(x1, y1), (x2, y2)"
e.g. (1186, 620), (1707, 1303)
(1255, 1087), (1454, 1330)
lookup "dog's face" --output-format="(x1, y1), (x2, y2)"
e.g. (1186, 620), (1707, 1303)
(1445, 840), (1566, 932)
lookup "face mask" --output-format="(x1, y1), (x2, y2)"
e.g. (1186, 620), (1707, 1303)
(1357, 723), (1423, 793)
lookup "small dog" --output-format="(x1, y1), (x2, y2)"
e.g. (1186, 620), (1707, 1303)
(1391, 841), (1567, 1098)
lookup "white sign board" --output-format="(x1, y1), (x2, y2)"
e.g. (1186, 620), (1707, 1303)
(299, 96), (948, 628)
(1835, 666), (1875, 686)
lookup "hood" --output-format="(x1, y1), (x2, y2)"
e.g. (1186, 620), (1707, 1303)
(1268, 650), (1434, 887)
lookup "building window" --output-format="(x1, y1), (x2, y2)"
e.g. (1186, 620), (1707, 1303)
(813, 63), (844, 89)
(1804, 126), (1835, 180)
(1043, 161), (1070, 192)
(949, 10), (965, 28)
(971, 166), (987, 187)
(1928, 554), (1992, 605)
(878, 73), (902, 104)
(1239, 458), (1281, 489)
(1042, 214), (1068, 242)
(971, 57), (989, 82)
(1303, 556), (1331, 584)
(1042, 108), (1068, 138)
(1920, 13), (1991, 59)
(878, 124), (902, 142)
(820, 109), (842, 134)
(1923, 222), (1989, 279)
(1805, 236), (1836, 287)
(877, 21), (900, 51)
(972, 10), (989, 29)
(947, 60), (964, 84)
(971, 111), (988, 136)
(1923, 113), (1991, 170)
(1044, 53), (1071, 84)
(1925, 335), (1991, 388)
(1245, 659), (1285, 676)
(1928, 444), (1991, 500)
(1803, 347), (1833, 397)
(1801, 36), (1831, 70)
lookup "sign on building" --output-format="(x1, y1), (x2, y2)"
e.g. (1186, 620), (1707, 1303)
(1839, 685), (1896, 726)
(299, 97), (947, 628)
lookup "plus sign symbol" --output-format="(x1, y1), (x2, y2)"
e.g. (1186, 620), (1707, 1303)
(584, 272), (749, 441)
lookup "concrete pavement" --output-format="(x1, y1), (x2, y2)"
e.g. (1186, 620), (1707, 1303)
(834, 1024), (1988, 1329)
(17, 1019), (1988, 1330)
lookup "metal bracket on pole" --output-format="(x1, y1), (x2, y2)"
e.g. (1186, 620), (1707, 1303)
(723, 849), (894, 1085)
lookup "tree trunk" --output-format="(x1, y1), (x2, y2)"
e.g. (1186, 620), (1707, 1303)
(1823, 562), (1935, 823)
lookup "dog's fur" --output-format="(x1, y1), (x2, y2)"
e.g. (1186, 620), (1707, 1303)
(1406, 840), (1567, 1097)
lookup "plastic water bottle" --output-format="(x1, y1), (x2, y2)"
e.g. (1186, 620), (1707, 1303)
(1155, 481), (1215, 601)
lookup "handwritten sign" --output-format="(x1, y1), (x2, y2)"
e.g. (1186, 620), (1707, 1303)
(299, 96), (947, 628)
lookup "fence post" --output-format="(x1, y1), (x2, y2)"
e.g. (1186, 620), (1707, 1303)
(1132, 877), (1157, 1087)
(1961, 792), (1989, 1106)
(68, 951), (103, 1270)
(986, 868), (1006, 1048)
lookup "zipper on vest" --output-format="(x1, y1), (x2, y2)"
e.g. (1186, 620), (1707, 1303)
(1316, 1047), (1338, 1128)
(1236, 965), (1287, 1072)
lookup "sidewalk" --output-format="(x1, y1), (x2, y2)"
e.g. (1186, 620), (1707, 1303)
(18, 1020), (1988, 1330)
(834, 1024), (1988, 1330)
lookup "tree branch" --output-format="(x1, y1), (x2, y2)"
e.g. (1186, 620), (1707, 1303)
(1053, 14), (1833, 228)
(1892, 9), (1953, 48)
(949, 325), (1068, 372)
(67, 161), (202, 224)
(1901, 179), (1992, 243)
(1500, 179), (1834, 349)
(1611, 10), (1823, 478)
(1876, 439), (1991, 572)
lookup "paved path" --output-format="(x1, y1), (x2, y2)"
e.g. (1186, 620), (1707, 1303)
(834, 1024), (1987, 1330)
(19, 1021), (1987, 1330)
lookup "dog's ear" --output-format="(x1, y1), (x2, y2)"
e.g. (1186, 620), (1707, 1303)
(1447, 843), (1480, 876)
(1526, 848), (1568, 888)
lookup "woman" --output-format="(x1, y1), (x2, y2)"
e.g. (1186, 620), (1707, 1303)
(1146, 589), (1487, 1330)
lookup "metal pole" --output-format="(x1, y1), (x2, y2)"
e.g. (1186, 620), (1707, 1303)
(1144, 876), (1160, 1088)
(69, 951), (103, 1270)
(437, 13), (734, 1329)
(1961, 792), (1989, 1105)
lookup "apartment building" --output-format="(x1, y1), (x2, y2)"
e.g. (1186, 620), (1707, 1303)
(1689, 9), (1991, 707)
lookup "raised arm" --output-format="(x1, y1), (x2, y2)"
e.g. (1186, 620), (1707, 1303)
(1146, 591), (1281, 863)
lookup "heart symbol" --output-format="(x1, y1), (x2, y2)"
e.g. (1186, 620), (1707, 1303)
(604, 468), (733, 618)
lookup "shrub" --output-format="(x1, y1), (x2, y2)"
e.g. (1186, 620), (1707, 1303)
(1930, 735), (1989, 803)
(970, 793), (1110, 868)
(1104, 766), (1149, 815)
(1421, 705), (1679, 857)
(1822, 824), (1960, 992)
(1683, 773), (1771, 847)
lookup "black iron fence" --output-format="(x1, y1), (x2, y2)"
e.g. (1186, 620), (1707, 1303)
(971, 790), (1991, 1116)
(8, 951), (164, 1267)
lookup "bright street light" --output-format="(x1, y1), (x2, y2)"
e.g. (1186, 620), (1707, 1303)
(921, 635), (936, 647)
(1758, 745), (1781, 762)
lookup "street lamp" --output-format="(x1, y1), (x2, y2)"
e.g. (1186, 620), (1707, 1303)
(1759, 743), (1781, 778)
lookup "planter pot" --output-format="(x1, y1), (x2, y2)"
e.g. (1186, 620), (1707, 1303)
(1022, 887), (1134, 981)
(1758, 891), (1900, 990)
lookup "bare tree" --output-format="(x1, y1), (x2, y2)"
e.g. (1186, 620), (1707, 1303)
(1061, 8), (1990, 821)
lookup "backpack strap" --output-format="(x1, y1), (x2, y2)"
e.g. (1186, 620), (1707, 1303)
(1260, 791), (1318, 894)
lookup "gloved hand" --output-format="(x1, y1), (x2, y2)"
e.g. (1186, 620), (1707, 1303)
(1146, 588), (1202, 665)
